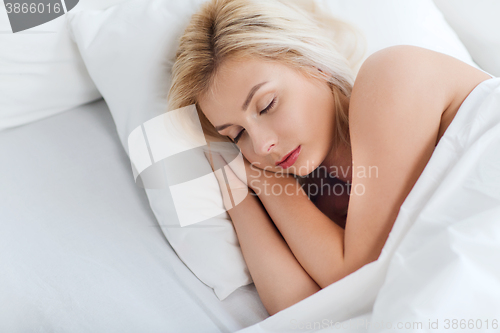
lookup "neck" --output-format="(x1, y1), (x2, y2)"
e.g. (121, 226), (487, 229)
(322, 92), (352, 183)
(321, 140), (352, 183)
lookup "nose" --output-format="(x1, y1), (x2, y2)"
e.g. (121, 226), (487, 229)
(248, 126), (277, 157)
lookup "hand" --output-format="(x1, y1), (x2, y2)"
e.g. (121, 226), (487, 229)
(204, 148), (251, 211)
(234, 154), (267, 191)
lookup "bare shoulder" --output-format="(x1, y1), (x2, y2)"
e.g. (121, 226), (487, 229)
(341, 45), (491, 274)
(354, 44), (492, 85)
(351, 45), (492, 134)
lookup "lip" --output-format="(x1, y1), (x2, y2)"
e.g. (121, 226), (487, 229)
(276, 145), (301, 168)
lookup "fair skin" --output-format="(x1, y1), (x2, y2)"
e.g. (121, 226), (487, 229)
(199, 45), (492, 316)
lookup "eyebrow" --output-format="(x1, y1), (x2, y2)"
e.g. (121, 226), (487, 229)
(214, 81), (269, 132)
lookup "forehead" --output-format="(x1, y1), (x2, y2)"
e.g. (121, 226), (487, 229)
(204, 57), (277, 102)
(197, 57), (294, 105)
(196, 58), (270, 123)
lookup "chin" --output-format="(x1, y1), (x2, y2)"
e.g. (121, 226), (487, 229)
(287, 161), (319, 177)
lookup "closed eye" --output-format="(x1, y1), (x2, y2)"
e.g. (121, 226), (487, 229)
(232, 97), (277, 144)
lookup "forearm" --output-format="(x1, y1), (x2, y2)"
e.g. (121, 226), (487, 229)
(227, 192), (321, 315)
(250, 174), (348, 288)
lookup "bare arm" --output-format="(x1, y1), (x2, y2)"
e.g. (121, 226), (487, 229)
(227, 192), (320, 315)
(249, 173), (347, 288)
(206, 151), (320, 315)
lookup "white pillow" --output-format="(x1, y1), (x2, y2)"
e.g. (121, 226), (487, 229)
(0, 0), (129, 132)
(67, 0), (477, 301)
(68, 0), (252, 301)
(432, 0), (500, 77)
(314, 0), (479, 74)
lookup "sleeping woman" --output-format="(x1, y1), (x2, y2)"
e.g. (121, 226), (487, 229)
(167, 0), (493, 316)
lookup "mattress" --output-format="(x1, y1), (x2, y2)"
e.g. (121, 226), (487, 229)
(0, 98), (268, 333)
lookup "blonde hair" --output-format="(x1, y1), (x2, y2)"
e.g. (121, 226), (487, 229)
(168, 0), (366, 150)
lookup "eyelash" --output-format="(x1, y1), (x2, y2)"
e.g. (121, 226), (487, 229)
(233, 97), (276, 144)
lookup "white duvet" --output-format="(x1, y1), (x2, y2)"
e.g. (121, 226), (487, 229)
(238, 77), (500, 333)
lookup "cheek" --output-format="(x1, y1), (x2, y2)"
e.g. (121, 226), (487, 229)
(243, 154), (268, 171)
(273, 101), (308, 137)
(281, 85), (330, 139)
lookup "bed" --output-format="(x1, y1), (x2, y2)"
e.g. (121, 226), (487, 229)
(1, 0), (499, 332)
(0, 99), (269, 332)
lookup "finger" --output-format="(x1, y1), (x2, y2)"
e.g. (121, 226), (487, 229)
(218, 152), (249, 187)
(213, 168), (234, 211)
(203, 151), (213, 172)
(220, 155), (250, 193)
(205, 151), (248, 209)
(206, 142), (246, 183)
(204, 149), (226, 169)
(207, 152), (234, 210)
(204, 150), (236, 210)
(216, 154), (249, 207)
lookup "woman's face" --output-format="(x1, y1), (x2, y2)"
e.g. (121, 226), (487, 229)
(197, 57), (338, 177)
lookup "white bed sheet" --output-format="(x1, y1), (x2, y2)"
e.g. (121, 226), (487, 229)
(0, 99), (268, 333)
